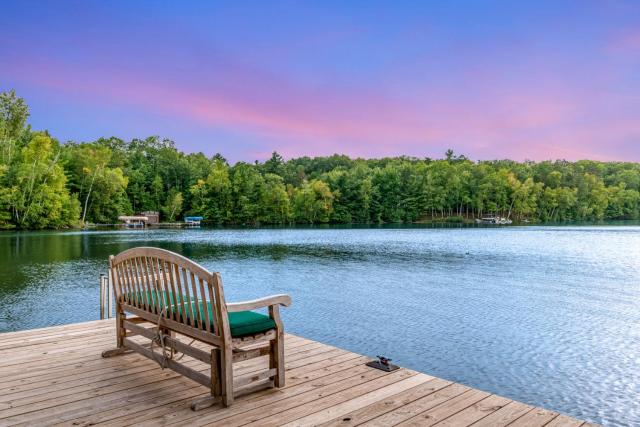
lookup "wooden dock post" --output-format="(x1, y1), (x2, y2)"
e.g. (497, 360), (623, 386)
(99, 273), (113, 319)
(99, 273), (106, 319)
(108, 271), (113, 318)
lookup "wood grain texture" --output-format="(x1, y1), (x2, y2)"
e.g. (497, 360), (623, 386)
(0, 320), (597, 427)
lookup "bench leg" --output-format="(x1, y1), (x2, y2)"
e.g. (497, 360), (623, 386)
(189, 347), (223, 411)
(212, 348), (222, 398)
(221, 346), (234, 407)
(103, 310), (129, 358)
(270, 332), (285, 388)
(101, 347), (132, 358)
(190, 395), (219, 411)
(269, 304), (285, 388)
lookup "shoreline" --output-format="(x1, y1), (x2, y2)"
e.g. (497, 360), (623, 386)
(1, 219), (640, 233)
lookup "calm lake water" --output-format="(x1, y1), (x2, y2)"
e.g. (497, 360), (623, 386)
(1, 225), (639, 425)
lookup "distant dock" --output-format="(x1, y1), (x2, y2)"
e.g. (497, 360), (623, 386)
(86, 221), (202, 229)
(0, 320), (596, 426)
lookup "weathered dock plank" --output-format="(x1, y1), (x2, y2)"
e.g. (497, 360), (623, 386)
(0, 320), (594, 426)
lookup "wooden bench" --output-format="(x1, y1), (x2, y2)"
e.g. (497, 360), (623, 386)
(101, 247), (291, 410)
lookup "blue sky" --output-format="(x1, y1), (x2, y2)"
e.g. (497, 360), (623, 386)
(2, 0), (639, 162)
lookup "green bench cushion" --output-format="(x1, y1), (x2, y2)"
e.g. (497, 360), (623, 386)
(125, 291), (276, 337)
(182, 300), (276, 337)
(228, 310), (277, 337)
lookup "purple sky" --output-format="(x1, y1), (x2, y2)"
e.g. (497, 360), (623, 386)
(1, 1), (639, 162)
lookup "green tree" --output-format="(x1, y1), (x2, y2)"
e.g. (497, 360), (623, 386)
(10, 133), (80, 228)
(62, 143), (129, 223)
(189, 159), (233, 224)
(292, 180), (334, 223)
(0, 89), (29, 166)
(151, 175), (163, 211)
(231, 163), (264, 224)
(260, 173), (290, 223)
(162, 190), (183, 221)
(263, 151), (285, 176)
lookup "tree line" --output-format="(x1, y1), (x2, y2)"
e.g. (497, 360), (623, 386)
(1, 90), (639, 229)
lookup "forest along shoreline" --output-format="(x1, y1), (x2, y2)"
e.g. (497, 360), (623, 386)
(2, 89), (640, 231)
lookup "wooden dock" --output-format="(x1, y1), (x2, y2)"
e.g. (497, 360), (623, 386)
(0, 320), (594, 426)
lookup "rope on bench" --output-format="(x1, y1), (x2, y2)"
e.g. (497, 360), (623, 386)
(149, 306), (195, 369)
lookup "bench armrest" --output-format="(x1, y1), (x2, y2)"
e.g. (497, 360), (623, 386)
(226, 294), (292, 313)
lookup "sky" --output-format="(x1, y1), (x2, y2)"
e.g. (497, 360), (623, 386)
(1, 1), (639, 163)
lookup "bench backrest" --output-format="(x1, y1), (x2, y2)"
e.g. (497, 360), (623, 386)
(109, 247), (230, 345)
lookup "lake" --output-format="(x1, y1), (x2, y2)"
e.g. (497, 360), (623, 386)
(1, 225), (639, 426)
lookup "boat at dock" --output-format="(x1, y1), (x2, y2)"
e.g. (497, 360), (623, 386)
(117, 215), (149, 228)
(475, 216), (513, 225)
(184, 216), (203, 226)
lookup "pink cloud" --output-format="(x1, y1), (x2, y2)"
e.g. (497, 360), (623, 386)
(3, 55), (438, 143)
(608, 29), (640, 53)
(3, 48), (639, 162)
